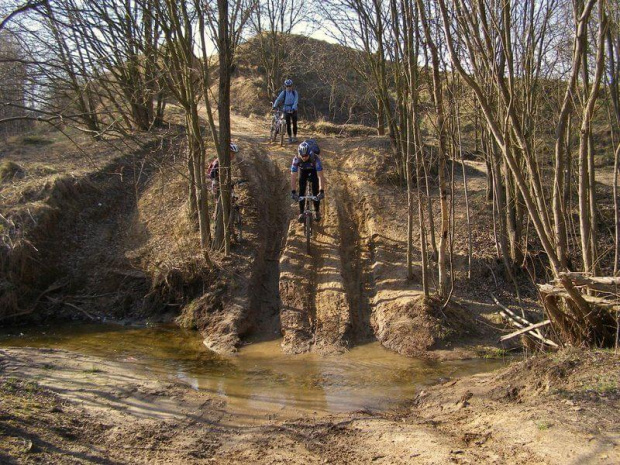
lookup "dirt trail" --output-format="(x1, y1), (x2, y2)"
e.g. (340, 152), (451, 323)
(312, 173), (355, 354)
(3, 115), (619, 464)
(339, 146), (431, 356)
(274, 137), (378, 354)
(273, 133), (436, 356)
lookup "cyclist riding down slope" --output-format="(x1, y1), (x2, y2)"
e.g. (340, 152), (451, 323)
(273, 79), (299, 144)
(207, 142), (239, 195)
(290, 139), (325, 223)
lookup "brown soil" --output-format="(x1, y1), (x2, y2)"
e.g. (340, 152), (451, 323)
(1, 115), (619, 463)
(1, 347), (618, 464)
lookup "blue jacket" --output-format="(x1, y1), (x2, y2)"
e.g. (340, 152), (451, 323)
(273, 89), (298, 112)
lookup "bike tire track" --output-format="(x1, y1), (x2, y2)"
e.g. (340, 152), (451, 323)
(312, 171), (352, 354)
(278, 221), (317, 353)
(268, 138), (318, 353)
(331, 167), (376, 344)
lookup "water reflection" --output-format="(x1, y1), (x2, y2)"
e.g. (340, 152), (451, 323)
(0, 323), (508, 415)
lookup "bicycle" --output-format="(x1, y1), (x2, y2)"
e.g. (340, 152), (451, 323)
(270, 108), (286, 146)
(230, 180), (247, 242)
(298, 185), (320, 255)
(213, 179), (247, 243)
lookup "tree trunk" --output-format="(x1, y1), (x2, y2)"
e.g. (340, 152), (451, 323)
(215, 0), (233, 256)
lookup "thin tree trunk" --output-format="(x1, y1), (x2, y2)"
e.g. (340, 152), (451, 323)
(420, 0), (449, 296)
(456, 97), (472, 279)
(216, 0), (232, 255)
(615, 142), (620, 275)
(415, 122), (430, 296)
(578, 6), (606, 274)
(406, 113), (414, 281)
(423, 149), (438, 260)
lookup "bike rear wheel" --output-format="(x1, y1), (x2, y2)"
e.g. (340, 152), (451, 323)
(270, 122), (277, 142)
(234, 207), (242, 242)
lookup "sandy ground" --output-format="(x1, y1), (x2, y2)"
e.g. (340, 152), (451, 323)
(1, 347), (618, 464)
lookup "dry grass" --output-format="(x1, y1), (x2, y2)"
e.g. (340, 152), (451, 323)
(0, 160), (24, 182)
(0, 123), (161, 320)
(307, 120), (376, 137)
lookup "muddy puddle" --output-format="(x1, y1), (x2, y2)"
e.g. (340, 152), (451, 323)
(0, 323), (509, 416)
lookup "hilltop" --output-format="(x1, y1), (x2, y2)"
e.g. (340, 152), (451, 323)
(231, 34), (377, 126)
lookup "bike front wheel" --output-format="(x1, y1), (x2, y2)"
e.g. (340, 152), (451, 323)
(234, 207), (242, 242)
(270, 122), (277, 142)
(305, 213), (312, 254)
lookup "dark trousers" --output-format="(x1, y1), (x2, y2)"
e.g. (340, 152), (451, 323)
(285, 110), (298, 137)
(299, 170), (320, 214)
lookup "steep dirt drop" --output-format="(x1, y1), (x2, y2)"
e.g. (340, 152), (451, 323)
(276, 139), (377, 354)
(192, 139), (291, 352)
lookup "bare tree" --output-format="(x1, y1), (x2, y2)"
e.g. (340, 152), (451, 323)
(415, 0), (450, 297)
(606, 4), (620, 275)
(319, 0), (403, 159)
(0, 0), (48, 32)
(249, 0), (305, 99)
(0, 32), (30, 137)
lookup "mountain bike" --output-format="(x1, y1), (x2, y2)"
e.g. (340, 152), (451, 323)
(230, 180), (247, 242)
(298, 186), (320, 254)
(270, 109), (285, 146)
(213, 179), (247, 243)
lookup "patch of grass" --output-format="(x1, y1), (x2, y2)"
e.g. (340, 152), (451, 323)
(82, 366), (103, 374)
(24, 380), (39, 393)
(309, 120), (376, 137)
(2, 377), (20, 392)
(583, 375), (619, 394)
(1, 377), (39, 395)
(0, 160), (24, 182)
(477, 347), (510, 359)
(21, 135), (53, 146)
(32, 164), (59, 176)
(536, 420), (552, 431)
(595, 153), (615, 168)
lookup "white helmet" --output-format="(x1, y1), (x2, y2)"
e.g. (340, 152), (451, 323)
(230, 143), (239, 153)
(284, 79), (293, 87)
(298, 141), (309, 156)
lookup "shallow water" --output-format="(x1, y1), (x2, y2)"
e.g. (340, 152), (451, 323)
(0, 323), (509, 415)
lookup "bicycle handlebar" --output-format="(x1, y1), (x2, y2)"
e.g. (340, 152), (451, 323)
(298, 196), (319, 201)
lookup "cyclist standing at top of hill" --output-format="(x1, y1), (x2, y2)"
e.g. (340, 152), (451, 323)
(273, 79), (299, 144)
(290, 139), (325, 223)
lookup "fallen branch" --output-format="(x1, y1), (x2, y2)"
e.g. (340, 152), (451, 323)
(491, 294), (558, 348)
(0, 280), (69, 321)
(46, 296), (97, 321)
(539, 284), (619, 307)
(557, 272), (620, 287)
(500, 320), (552, 342)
